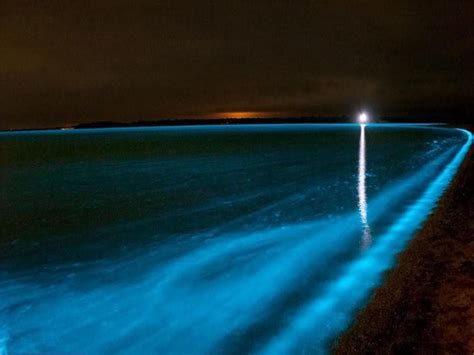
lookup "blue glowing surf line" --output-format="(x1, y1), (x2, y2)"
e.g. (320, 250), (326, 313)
(259, 128), (472, 354)
(0, 138), (463, 354)
(1, 144), (459, 354)
(1, 128), (470, 354)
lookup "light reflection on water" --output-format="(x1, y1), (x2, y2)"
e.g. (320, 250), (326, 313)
(358, 124), (372, 248)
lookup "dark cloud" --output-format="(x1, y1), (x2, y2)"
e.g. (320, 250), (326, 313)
(1, 0), (473, 129)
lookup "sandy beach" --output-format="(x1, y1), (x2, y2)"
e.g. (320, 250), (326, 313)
(335, 126), (474, 353)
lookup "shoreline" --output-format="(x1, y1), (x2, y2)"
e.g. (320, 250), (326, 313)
(0, 118), (457, 133)
(335, 126), (474, 353)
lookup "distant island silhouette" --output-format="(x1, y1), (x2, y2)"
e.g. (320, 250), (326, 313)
(72, 115), (463, 130)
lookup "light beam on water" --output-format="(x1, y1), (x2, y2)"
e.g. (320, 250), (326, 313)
(358, 124), (371, 248)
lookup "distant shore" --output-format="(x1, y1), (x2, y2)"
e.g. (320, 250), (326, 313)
(1, 116), (470, 132)
(335, 125), (474, 353)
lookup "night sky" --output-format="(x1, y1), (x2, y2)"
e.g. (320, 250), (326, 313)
(1, 0), (473, 130)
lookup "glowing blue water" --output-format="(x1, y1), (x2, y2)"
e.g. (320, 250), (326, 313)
(0, 124), (471, 354)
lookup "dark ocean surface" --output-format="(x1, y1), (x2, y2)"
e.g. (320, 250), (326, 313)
(0, 124), (471, 354)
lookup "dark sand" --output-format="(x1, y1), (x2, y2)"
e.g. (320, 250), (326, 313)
(335, 127), (474, 354)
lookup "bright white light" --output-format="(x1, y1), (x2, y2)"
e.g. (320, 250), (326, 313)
(358, 112), (368, 123)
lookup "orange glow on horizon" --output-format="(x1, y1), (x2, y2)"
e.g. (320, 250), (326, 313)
(207, 111), (286, 119)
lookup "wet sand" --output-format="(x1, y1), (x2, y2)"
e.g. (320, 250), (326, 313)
(335, 127), (474, 354)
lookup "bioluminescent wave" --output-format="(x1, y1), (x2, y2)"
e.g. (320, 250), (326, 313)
(259, 128), (472, 354)
(0, 125), (471, 354)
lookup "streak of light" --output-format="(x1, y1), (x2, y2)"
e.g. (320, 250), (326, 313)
(358, 124), (371, 248)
